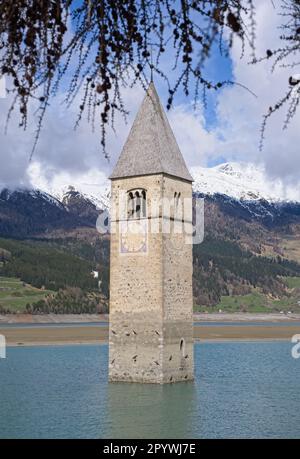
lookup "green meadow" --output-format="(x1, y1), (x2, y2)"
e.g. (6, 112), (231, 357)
(195, 279), (300, 313)
(0, 276), (52, 313)
(284, 276), (300, 289)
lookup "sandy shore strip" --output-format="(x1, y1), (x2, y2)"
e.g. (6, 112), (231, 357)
(0, 313), (109, 324)
(1, 324), (300, 346)
(193, 313), (300, 322)
(1, 312), (300, 324)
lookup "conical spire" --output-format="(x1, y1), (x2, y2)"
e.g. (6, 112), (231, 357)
(110, 82), (193, 182)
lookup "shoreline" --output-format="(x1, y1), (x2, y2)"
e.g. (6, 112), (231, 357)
(5, 337), (293, 348)
(1, 324), (299, 347)
(1, 312), (300, 324)
(194, 312), (300, 322)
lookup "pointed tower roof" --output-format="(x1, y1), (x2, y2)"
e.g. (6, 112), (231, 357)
(110, 83), (193, 182)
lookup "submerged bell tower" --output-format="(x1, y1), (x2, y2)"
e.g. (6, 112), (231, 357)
(108, 82), (194, 383)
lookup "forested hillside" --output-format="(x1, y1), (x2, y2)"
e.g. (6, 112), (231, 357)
(193, 237), (300, 307)
(0, 238), (98, 291)
(1, 186), (300, 313)
(1, 233), (300, 313)
(0, 238), (108, 314)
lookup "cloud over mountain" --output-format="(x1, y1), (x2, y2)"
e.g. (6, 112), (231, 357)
(0, 1), (299, 193)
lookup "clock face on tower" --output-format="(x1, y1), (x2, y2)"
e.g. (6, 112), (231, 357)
(120, 219), (148, 254)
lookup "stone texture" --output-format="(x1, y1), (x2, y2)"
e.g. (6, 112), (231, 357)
(109, 82), (194, 384)
(109, 175), (194, 384)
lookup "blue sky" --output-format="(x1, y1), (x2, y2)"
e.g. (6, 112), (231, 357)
(0, 0), (300, 194)
(66, 0), (234, 157)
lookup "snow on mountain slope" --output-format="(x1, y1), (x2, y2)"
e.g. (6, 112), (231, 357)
(28, 162), (110, 210)
(192, 162), (300, 203)
(28, 161), (300, 206)
(57, 185), (110, 210)
(0, 187), (65, 209)
(2, 162), (300, 233)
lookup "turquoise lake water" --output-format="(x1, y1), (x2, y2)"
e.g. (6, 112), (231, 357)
(0, 342), (299, 439)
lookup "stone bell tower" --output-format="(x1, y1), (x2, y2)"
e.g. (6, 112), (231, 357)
(108, 82), (194, 384)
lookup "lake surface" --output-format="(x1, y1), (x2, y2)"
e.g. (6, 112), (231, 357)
(0, 342), (299, 438)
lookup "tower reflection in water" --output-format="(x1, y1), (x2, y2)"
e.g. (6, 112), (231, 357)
(106, 381), (197, 439)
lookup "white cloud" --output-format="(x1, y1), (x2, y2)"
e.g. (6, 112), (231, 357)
(168, 104), (218, 167)
(1, 0), (300, 195)
(0, 75), (6, 98)
(0, 82), (145, 191)
(0, 95), (35, 189)
(213, 0), (300, 186)
(28, 162), (108, 199)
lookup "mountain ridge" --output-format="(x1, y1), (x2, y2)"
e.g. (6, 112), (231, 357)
(28, 161), (300, 208)
(1, 163), (300, 311)
(1, 161), (300, 237)
(191, 162), (300, 203)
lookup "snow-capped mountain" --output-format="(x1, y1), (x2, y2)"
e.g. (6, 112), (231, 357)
(0, 188), (64, 209)
(191, 162), (300, 203)
(32, 162), (300, 207)
(1, 161), (300, 238)
(0, 185), (107, 238)
(31, 183), (109, 211)
(54, 185), (110, 211)
(38, 161), (300, 227)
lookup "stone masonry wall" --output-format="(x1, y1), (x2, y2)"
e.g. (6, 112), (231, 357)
(161, 175), (194, 383)
(109, 174), (194, 383)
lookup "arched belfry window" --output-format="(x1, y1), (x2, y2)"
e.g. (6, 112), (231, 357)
(127, 189), (147, 219)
